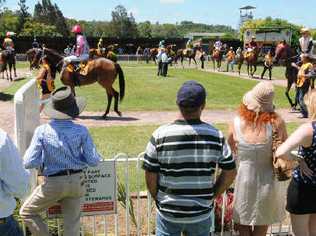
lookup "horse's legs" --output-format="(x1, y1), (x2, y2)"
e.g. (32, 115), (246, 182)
(238, 62), (242, 75)
(212, 59), (215, 71)
(193, 58), (197, 68)
(9, 64), (12, 81)
(252, 64), (257, 77)
(181, 56), (184, 68)
(285, 80), (295, 108)
(113, 89), (122, 117)
(103, 92), (113, 119)
(13, 61), (17, 77)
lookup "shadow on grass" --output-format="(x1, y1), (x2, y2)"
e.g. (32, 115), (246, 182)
(0, 92), (14, 101)
(78, 115), (139, 122)
(13, 77), (28, 82)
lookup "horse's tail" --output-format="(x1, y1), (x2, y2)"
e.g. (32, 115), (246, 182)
(115, 63), (125, 101)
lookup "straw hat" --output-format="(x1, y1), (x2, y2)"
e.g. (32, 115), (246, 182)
(44, 86), (86, 119)
(243, 81), (275, 113)
(301, 27), (310, 34)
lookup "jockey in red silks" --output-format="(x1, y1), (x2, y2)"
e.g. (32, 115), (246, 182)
(249, 36), (258, 51)
(64, 24), (90, 66)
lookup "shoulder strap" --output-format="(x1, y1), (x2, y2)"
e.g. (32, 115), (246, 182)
(233, 116), (244, 142)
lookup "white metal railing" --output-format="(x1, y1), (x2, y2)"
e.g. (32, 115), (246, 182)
(48, 152), (294, 235)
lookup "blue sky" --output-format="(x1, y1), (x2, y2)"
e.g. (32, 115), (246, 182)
(3, 0), (316, 29)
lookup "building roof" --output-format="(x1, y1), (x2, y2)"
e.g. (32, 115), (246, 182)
(239, 5), (256, 10)
(184, 32), (226, 39)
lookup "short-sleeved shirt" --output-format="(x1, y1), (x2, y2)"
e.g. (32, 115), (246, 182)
(294, 122), (316, 185)
(297, 62), (313, 87)
(142, 119), (235, 223)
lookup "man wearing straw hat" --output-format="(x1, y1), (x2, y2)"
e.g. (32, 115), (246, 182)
(20, 86), (101, 236)
(143, 81), (237, 236)
(299, 28), (314, 56)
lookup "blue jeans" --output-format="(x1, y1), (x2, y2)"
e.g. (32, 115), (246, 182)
(297, 87), (308, 117)
(0, 215), (23, 236)
(156, 213), (212, 236)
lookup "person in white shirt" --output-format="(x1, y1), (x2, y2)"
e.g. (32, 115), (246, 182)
(161, 51), (170, 77)
(299, 28), (314, 56)
(0, 129), (30, 236)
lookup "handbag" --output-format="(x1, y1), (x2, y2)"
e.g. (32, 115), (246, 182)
(271, 121), (296, 181)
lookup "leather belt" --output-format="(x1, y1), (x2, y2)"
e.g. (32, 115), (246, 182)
(47, 169), (82, 177)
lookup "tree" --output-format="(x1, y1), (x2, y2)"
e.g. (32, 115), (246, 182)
(20, 18), (61, 36)
(110, 5), (138, 38)
(33, 0), (69, 36)
(137, 21), (152, 38)
(0, 9), (19, 36)
(17, 0), (30, 34)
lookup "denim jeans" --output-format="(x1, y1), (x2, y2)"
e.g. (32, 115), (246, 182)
(0, 215), (23, 236)
(297, 86), (308, 117)
(156, 213), (212, 236)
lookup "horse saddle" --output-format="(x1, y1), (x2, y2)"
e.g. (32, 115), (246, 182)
(66, 60), (91, 76)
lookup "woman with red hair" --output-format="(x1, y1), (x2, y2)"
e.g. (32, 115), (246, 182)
(228, 81), (288, 236)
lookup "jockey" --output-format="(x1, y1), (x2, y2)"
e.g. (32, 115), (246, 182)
(64, 24), (90, 67)
(2, 32), (15, 51)
(249, 36), (258, 51)
(299, 28), (314, 56)
(186, 39), (193, 49)
(97, 38), (104, 54)
(214, 37), (222, 51)
(159, 40), (165, 49)
(32, 37), (40, 49)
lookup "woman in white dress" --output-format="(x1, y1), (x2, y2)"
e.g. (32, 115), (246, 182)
(228, 81), (287, 236)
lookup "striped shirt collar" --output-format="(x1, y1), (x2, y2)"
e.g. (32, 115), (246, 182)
(174, 119), (203, 125)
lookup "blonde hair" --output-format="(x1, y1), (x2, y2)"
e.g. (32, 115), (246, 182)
(305, 90), (316, 120)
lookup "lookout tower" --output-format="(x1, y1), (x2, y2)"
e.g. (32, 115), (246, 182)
(239, 5), (256, 30)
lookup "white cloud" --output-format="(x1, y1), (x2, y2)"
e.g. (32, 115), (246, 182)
(160, 0), (185, 4)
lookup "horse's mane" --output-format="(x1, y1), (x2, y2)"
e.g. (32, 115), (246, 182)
(44, 48), (63, 59)
(43, 48), (63, 74)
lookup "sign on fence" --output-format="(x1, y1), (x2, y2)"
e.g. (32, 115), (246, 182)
(48, 161), (117, 217)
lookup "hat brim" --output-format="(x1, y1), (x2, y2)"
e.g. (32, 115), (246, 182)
(243, 91), (274, 113)
(43, 96), (87, 119)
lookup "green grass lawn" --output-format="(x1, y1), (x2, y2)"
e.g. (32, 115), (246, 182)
(4, 62), (291, 111)
(16, 61), (30, 69)
(89, 122), (300, 192)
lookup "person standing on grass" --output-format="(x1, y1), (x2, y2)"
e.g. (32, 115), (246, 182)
(161, 50), (169, 77)
(143, 80), (237, 236)
(0, 128), (30, 236)
(20, 86), (101, 236)
(291, 54), (314, 118)
(261, 50), (273, 80)
(276, 90), (316, 236)
(226, 47), (235, 72)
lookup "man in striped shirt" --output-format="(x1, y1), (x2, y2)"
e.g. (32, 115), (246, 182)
(143, 80), (237, 236)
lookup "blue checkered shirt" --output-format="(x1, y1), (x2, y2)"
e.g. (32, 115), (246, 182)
(23, 120), (101, 176)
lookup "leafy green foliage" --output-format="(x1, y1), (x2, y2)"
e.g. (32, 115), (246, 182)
(19, 18), (62, 36)
(240, 17), (302, 47)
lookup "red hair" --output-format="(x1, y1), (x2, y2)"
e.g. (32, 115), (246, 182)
(238, 104), (278, 126)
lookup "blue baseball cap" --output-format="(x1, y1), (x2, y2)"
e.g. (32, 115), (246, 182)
(176, 80), (206, 108)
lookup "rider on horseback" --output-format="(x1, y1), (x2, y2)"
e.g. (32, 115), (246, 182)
(2, 32), (15, 52)
(97, 38), (105, 55)
(64, 24), (90, 71)
(32, 37), (40, 49)
(249, 36), (258, 51)
(214, 36), (222, 51)
(159, 40), (165, 49)
(299, 28), (314, 56)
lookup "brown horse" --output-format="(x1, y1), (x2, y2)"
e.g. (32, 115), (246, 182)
(26, 48), (42, 70)
(243, 49), (258, 77)
(0, 49), (16, 81)
(89, 44), (118, 62)
(210, 47), (223, 71)
(33, 48), (125, 118)
(175, 46), (201, 68)
(150, 48), (158, 64)
(274, 42), (299, 108)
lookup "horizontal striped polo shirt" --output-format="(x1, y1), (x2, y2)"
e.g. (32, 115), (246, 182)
(143, 119), (235, 224)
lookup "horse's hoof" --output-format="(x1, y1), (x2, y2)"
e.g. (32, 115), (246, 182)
(115, 111), (122, 117)
(102, 113), (108, 119)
